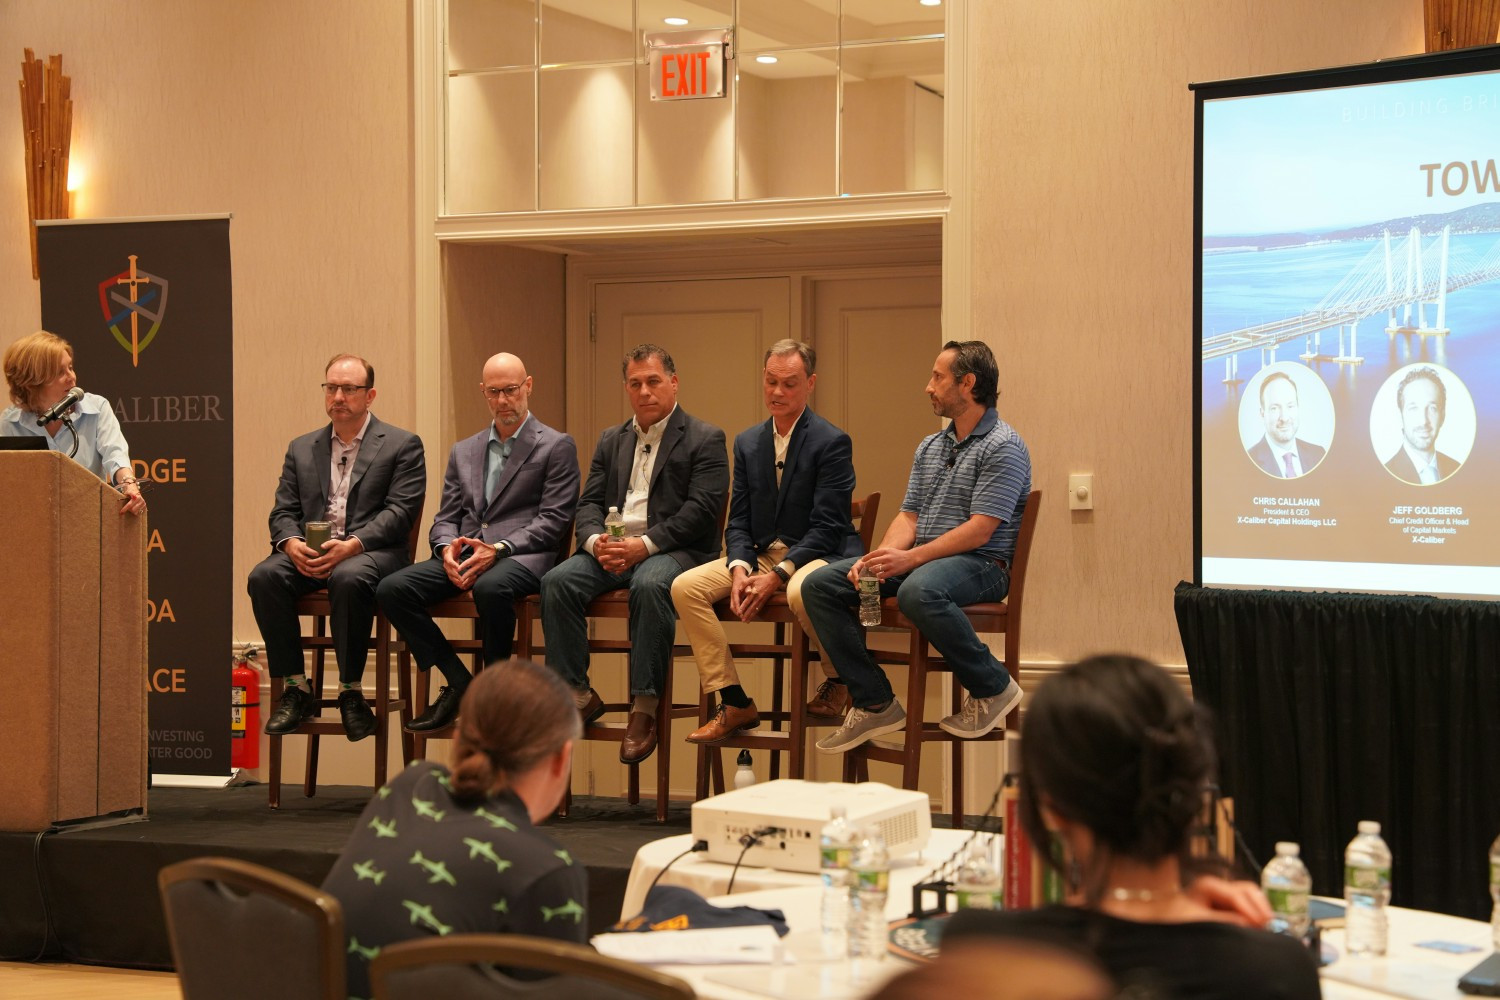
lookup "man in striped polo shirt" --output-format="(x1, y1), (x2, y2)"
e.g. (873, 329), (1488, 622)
(802, 340), (1032, 752)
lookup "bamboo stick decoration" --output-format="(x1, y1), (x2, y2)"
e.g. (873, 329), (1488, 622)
(18, 49), (72, 280)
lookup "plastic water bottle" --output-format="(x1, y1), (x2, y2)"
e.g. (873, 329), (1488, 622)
(858, 566), (880, 627)
(1344, 820), (1392, 956)
(1261, 841), (1312, 938)
(848, 825), (890, 962)
(819, 806), (855, 957)
(733, 749), (756, 790)
(1489, 831), (1500, 949)
(605, 505), (626, 539)
(954, 838), (1003, 910)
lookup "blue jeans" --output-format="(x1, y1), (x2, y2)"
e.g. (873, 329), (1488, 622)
(800, 553), (1014, 709)
(539, 551), (684, 698)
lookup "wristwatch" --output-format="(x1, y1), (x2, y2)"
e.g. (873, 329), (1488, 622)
(493, 540), (513, 559)
(771, 562), (792, 584)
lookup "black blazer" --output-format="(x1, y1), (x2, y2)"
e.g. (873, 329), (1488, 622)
(575, 406), (728, 570)
(724, 407), (861, 569)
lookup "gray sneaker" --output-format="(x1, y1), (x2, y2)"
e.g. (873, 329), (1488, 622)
(815, 700), (906, 754)
(939, 681), (1024, 738)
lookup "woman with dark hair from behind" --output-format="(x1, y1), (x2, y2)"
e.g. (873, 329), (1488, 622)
(944, 654), (1321, 1000)
(322, 658), (584, 1000)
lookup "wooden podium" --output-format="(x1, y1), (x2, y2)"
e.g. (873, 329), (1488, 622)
(0, 450), (147, 830)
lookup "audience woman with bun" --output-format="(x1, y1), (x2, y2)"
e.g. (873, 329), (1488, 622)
(2, 330), (145, 515)
(944, 654), (1320, 1000)
(322, 658), (585, 1000)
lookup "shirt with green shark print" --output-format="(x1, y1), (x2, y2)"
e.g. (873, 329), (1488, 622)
(321, 762), (587, 1000)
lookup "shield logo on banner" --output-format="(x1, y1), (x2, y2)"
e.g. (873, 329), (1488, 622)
(97, 253), (169, 367)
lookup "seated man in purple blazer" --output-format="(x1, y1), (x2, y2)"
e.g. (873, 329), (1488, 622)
(378, 353), (579, 733)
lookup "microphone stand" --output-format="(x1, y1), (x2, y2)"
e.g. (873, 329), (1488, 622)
(61, 415), (79, 459)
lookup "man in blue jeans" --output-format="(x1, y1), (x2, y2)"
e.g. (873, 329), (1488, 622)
(540, 344), (728, 765)
(802, 340), (1031, 753)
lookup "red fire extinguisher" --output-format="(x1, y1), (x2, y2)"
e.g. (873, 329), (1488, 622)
(232, 646), (262, 770)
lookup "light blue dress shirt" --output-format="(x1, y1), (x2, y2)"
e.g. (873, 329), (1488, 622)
(0, 391), (133, 484)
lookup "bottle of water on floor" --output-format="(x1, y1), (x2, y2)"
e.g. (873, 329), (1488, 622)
(1261, 841), (1311, 938)
(858, 566), (880, 627)
(848, 825), (890, 963)
(955, 838), (1003, 910)
(733, 750), (756, 790)
(1489, 830), (1500, 949)
(1344, 820), (1391, 956)
(819, 806), (854, 958)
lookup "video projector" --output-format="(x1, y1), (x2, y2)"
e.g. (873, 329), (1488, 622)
(691, 779), (931, 874)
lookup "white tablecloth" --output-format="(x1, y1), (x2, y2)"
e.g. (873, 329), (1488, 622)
(1317, 899), (1492, 1000)
(620, 827), (981, 921)
(628, 874), (1493, 1000)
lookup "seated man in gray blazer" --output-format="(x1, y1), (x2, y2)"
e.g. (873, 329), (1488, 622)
(378, 353), (579, 733)
(250, 353), (426, 740)
(672, 339), (862, 744)
(541, 344), (728, 765)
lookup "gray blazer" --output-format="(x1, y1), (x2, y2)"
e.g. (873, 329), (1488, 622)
(430, 415), (580, 578)
(267, 414), (427, 573)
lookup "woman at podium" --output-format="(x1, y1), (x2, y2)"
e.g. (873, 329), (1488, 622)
(1, 330), (146, 515)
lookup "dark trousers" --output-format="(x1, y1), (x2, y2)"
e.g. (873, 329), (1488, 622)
(247, 550), (392, 684)
(376, 556), (541, 674)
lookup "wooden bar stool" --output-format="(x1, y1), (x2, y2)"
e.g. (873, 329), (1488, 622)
(843, 489), (1041, 826)
(267, 505), (423, 808)
(695, 492), (881, 797)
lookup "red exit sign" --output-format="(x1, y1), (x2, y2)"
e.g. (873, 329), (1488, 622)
(645, 29), (729, 102)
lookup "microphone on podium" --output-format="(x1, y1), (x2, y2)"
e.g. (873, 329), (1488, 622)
(37, 387), (84, 425)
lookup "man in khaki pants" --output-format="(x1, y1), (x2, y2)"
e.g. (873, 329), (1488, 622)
(672, 339), (863, 744)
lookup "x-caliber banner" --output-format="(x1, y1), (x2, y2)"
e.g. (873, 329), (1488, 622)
(38, 216), (233, 776)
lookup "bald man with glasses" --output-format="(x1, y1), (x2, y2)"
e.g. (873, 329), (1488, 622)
(378, 353), (580, 734)
(250, 353), (426, 741)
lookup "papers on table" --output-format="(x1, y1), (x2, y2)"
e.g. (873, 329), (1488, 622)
(592, 925), (787, 966)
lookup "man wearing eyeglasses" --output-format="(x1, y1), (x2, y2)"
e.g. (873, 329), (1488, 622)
(540, 344), (728, 765)
(378, 352), (579, 733)
(801, 340), (1032, 753)
(249, 354), (426, 740)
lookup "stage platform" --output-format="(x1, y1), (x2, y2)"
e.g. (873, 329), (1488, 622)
(0, 782), (693, 969)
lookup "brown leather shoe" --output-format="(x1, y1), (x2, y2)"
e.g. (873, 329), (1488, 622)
(577, 688), (605, 726)
(685, 701), (760, 745)
(620, 711), (658, 764)
(806, 678), (851, 719)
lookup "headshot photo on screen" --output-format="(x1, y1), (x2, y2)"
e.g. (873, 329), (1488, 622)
(1371, 364), (1473, 487)
(1239, 363), (1333, 480)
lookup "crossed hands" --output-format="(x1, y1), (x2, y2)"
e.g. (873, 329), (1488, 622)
(595, 536), (649, 575)
(442, 536), (498, 590)
(729, 566), (783, 621)
(285, 536), (363, 580)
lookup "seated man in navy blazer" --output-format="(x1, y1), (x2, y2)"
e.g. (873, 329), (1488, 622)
(1246, 371), (1325, 479)
(540, 344), (728, 765)
(249, 354), (426, 740)
(672, 339), (861, 744)
(378, 352), (579, 733)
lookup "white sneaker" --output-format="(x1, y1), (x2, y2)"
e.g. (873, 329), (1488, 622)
(815, 700), (906, 754)
(939, 681), (1024, 738)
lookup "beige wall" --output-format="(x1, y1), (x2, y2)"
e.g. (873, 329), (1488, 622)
(970, 0), (1423, 666)
(0, 0), (414, 649)
(442, 243), (567, 443)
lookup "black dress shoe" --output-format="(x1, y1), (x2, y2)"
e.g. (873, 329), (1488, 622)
(264, 685), (315, 734)
(405, 684), (464, 733)
(339, 689), (377, 742)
